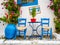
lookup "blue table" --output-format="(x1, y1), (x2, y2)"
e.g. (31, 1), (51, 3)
(28, 22), (41, 39)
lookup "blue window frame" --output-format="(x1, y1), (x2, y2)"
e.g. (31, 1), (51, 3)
(17, 0), (38, 6)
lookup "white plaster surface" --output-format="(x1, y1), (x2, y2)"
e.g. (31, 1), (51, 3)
(0, 0), (55, 36)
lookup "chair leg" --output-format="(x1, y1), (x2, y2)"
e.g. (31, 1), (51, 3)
(41, 32), (43, 39)
(19, 30), (20, 36)
(50, 28), (52, 39)
(24, 30), (26, 39)
(24, 34), (26, 39)
(50, 35), (52, 39)
(40, 28), (43, 39)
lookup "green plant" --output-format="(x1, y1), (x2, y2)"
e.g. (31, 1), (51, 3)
(31, 7), (36, 18)
(50, 0), (60, 33)
(54, 19), (60, 33)
(50, 0), (60, 16)
(0, 0), (21, 24)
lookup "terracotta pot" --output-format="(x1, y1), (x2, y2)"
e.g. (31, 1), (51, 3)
(31, 18), (36, 22)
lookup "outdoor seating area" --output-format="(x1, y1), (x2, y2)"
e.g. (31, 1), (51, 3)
(0, 0), (60, 45)
(4, 18), (53, 40)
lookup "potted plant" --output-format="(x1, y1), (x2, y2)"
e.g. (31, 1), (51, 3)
(31, 7), (36, 22)
(0, 0), (21, 39)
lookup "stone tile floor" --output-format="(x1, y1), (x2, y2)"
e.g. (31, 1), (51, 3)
(14, 35), (56, 40)
(0, 35), (56, 41)
(0, 39), (60, 45)
(0, 35), (60, 45)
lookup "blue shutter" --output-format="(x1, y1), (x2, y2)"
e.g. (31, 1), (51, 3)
(17, 0), (38, 6)
(17, 0), (21, 5)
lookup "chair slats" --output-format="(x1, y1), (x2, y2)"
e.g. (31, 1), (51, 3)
(41, 18), (52, 39)
(17, 18), (27, 39)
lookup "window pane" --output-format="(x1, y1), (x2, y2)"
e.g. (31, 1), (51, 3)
(22, 0), (27, 3)
(27, 0), (34, 2)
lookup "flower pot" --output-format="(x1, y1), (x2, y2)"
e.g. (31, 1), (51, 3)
(31, 18), (36, 22)
(5, 24), (16, 39)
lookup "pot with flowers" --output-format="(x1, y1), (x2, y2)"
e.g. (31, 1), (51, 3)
(31, 7), (36, 22)
(0, 0), (21, 39)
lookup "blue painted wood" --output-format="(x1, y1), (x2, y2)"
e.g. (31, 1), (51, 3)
(41, 18), (52, 39)
(41, 18), (50, 26)
(17, 0), (38, 6)
(50, 28), (52, 39)
(17, 18), (27, 39)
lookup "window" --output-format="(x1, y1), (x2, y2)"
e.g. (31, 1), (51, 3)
(17, 0), (38, 6)
(29, 6), (41, 14)
(27, 0), (34, 2)
(22, 0), (34, 3)
(22, 0), (27, 3)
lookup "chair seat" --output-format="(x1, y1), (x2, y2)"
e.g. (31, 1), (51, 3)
(17, 26), (26, 30)
(41, 26), (50, 30)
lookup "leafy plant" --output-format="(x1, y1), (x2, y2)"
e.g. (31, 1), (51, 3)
(0, 0), (21, 24)
(54, 19), (60, 33)
(31, 7), (36, 18)
(50, 0), (60, 33)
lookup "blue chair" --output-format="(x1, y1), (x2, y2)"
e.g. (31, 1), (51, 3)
(41, 18), (52, 39)
(17, 18), (27, 39)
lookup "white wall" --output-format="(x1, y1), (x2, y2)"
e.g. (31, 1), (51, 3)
(0, 0), (55, 36)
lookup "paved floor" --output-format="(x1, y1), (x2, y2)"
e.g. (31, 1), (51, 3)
(0, 34), (60, 45)
(0, 40), (60, 45)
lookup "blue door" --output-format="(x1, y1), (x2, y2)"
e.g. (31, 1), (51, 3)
(17, 0), (38, 6)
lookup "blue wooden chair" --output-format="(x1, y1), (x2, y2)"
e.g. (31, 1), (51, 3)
(17, 18), (27, 39)
(41, 18), (52, 39)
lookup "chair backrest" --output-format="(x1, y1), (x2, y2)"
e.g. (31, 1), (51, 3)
(18, 18), (26, 27)
(41, 18), (50, 27)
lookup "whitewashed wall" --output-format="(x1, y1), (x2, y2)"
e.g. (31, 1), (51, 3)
(0, 0), (55, 36)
